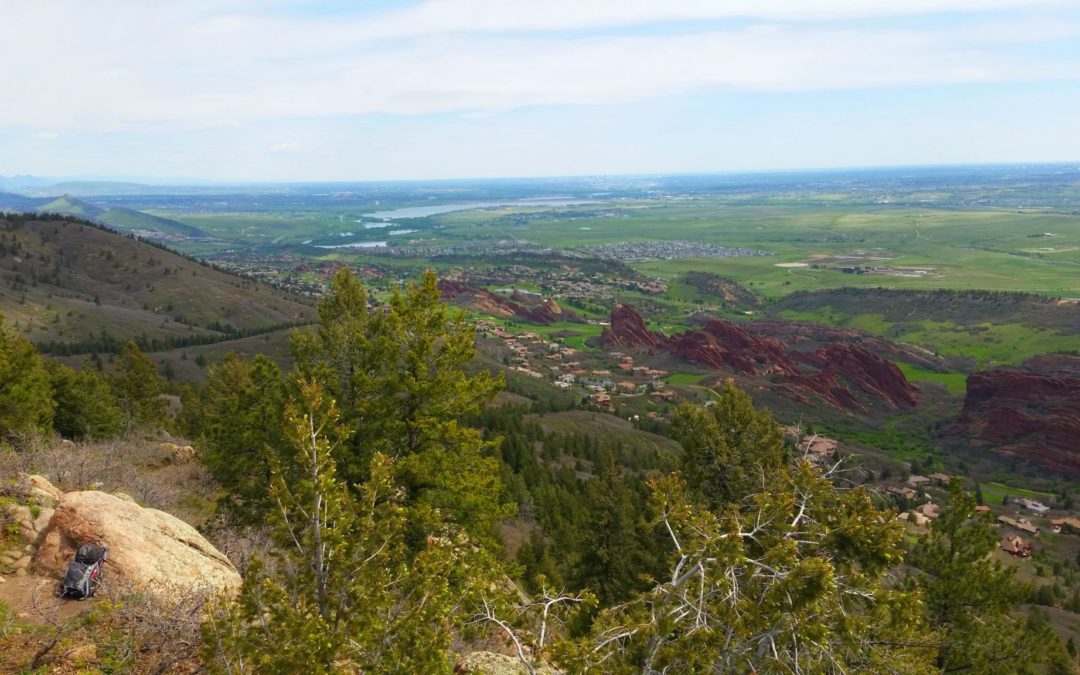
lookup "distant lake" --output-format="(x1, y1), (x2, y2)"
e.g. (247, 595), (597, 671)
(357, 198), (600, 221)
(315, 241), (388, 249)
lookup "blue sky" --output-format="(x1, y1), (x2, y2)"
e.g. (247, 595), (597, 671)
(2, 0), (1079, 182)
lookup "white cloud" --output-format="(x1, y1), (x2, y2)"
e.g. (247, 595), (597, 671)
(31, 131), (60, 140)
(313, 0), (1080, 37)
(270, 141), (304, 154)
(0, 0), (1076, 132)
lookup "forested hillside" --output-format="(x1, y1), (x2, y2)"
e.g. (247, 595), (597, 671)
(0, 213), (314, 354)
(1, 268), (1075, 673)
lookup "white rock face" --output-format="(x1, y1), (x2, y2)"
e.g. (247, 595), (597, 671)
(34, 488), (240, 596)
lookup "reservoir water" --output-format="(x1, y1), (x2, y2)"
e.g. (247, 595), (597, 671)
(315, 241), (388, 249)
(357, 198), (599, 221)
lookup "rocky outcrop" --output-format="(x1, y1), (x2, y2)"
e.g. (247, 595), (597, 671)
(681, 271), (760, 307)
(796, 344), (919, 409)
(24, 474), (64, 508)
(601, 303), (666, 349)
(958, 355), (1080, 475)
(438, 280), (578, 325)
(669, 321), (798, 376)
(601, 304), (919, 413)
(537, 298), (564, 319)
(159, 442), (196, 465)
(744, 320), (946, 371)
(34, 485), (240, 596)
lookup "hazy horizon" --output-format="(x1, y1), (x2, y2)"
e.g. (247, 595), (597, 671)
(5, 160), (1079, 191)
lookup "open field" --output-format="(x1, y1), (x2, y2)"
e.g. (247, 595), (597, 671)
(419, 202), (1080, 296)
(895, 363), (968, 394)
(981, 481), (1057, 505)
(180, 200), (1080, 301)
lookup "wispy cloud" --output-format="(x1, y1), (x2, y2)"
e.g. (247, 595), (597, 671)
(269, 141), (304, 154)
(1, 1), (1078, 179)
(0, 1), (1077, 131)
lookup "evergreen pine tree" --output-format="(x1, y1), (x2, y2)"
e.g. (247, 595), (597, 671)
(0, 314), (55, 439)
(202, 379), (505, 673)
(188, 353), (287, 518)
(291, 269), (510, 543)
(576, 451), (652, 605)
(47, 361), (123, 440)
(111, 340), (166, 431)
(670, 381), (787, 510)
(911, 478), (1063, 672)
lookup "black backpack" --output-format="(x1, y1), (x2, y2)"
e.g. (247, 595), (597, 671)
(60, 544), (108, 600)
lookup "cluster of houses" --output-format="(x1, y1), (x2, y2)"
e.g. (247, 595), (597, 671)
(886, 474), (1069, 559)
(781, 428), (841, 466)
(476, 315), (1079, 570)
(888, 472), (953, 521)
(586, 354), (671, 409)
(454, 265), (669, 304)
(478, 325), (677, 411)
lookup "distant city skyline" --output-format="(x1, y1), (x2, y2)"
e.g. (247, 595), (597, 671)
(2, 0), (1079, 181)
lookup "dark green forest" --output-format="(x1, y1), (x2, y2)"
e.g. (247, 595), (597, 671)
(0, 268), (1075, 673)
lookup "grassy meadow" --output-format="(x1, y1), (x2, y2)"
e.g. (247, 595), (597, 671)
(171, 197), (1080, 376)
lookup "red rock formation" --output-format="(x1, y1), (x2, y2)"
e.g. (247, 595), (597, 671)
(681, 271), (761, 307)
(669, 320), (798, 376)
(601, 304), (919, 413)
(601, 304), (667, 349)
(538, 298), (563, 317)
(780, 373), (865, 412)
(796, 344), (918, 409)
(745, 320), (944, 371)
(437, 279), (571, 325)
(958, 356), (1080, 475)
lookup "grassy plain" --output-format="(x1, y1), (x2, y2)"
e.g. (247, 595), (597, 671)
(980, 481), (1056, 505)
(781, 309), (1078, 366)
(894, 363), (968, 394)
(180, 198), (1080, 375)
(426, 202), (1080, 295)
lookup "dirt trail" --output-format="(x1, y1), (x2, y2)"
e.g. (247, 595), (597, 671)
(0, 574), (98, 625)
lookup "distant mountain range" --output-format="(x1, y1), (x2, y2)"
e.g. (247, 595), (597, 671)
(38, 195), (105, 218)
(0, 193), (208, 238)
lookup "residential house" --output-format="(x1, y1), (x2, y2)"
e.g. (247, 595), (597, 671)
(803, 436), (838, 458)
(1016, 498), (1051, 515)
(898, 511), (931, 527)
(914, 502), (942, 520)
(997, 515), (1040, 535)
(1000, 535), (1032, 558)
(1051, 517), (1080, 534)
(887, 486), (918, 501)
